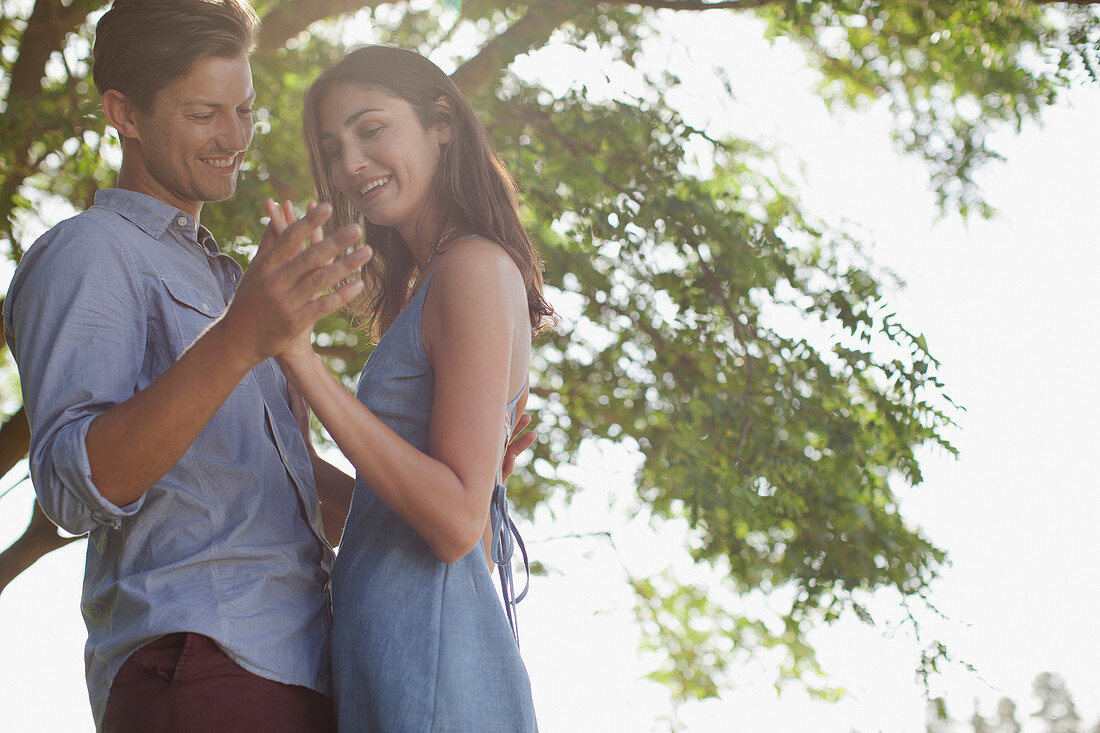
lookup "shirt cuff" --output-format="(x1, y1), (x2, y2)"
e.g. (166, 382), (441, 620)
(50, 417), (146, 530)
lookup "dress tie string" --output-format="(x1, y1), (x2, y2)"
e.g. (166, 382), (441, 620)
(490, 482), (529, 644)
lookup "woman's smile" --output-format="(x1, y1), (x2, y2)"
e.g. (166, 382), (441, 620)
(358, 175), (391, 198)
(318, 84), (450, 245)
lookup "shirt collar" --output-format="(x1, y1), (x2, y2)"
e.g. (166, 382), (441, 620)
(93, 188), (198, 240)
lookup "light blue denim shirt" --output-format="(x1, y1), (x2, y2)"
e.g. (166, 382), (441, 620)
(3, 189), (334, 729)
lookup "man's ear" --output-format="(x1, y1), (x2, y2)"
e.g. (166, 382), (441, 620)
(432, 95), (453, 145)
(101, 89), (142, 141)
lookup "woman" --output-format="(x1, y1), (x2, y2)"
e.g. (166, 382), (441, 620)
(271, 45), (553, 731)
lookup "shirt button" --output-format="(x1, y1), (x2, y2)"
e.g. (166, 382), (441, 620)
(177, 216), (188, 226)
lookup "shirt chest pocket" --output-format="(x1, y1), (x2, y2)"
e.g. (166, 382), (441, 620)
(159, 275), (252, 385)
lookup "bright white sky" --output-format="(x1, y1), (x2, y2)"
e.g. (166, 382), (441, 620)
(2, 9), (1099, 733)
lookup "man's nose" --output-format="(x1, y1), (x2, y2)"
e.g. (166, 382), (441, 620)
(216, 113), (252, 152)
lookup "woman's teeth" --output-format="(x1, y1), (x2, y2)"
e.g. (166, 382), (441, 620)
(360, 177), (390, 195)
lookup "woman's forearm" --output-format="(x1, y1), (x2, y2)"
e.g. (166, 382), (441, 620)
(312, 454), (354, 546)
(278, 351), (493, 562)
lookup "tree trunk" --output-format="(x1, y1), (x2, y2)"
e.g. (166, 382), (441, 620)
(1, 0), (109, 259)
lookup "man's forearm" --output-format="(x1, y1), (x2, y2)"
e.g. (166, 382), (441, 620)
(84, 203), (369, 508)
(85, 318), (255, 507)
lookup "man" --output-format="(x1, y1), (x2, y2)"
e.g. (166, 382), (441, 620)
(5, 1), (368, 730)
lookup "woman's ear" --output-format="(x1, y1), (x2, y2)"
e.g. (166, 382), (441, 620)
(432, 95), (453, 145)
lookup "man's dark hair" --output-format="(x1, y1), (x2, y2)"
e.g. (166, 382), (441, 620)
(92, 0), (260, 111)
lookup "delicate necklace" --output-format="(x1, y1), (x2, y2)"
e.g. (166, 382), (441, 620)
(411, 226), (459, 294)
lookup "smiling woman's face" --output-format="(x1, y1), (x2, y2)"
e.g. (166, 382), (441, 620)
(318, 83), (451, 246)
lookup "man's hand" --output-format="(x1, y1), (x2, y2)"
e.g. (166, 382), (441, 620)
(263, 199), (336, 361)
(501, 413), (536, 481)
(219, 200), (372, 367)
(81, 202), (370, 508)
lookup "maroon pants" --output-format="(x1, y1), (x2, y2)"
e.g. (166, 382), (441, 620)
(102, 633), (336, 733)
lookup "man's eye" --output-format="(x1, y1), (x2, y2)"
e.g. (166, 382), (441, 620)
(191, 114), (215, 122)
(238, 107), (254, 116)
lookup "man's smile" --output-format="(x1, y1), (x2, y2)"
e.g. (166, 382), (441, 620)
(198, 153), (240, 171)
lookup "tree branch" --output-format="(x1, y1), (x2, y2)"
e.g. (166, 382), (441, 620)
(533, 111), (647, 207)
(0, 406), (30, 480)
(607, 0), (1100, 8)
(256, 0), (387, 58)
(0, 499), (80, 596)
(5, 0), (105, 102)
(598, 0), (782, 9)
(0, 407), (76, 595)
(451, 0), (577, 96)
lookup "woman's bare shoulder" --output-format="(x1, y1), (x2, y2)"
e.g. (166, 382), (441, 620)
(433, 236), (523, 294)
(421, 237), (525, 343)
(442, 235), (517, 268)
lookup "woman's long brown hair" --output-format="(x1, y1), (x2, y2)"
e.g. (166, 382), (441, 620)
(303, 45), (555, 340)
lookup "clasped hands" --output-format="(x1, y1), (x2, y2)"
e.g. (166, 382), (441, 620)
(254, 198), (536, 478)
(219, 198), (371, 367)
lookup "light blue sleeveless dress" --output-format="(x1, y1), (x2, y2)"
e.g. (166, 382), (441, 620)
(331, 268), (538, 732)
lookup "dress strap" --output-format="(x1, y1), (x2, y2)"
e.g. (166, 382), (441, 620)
(490, 410), (530, 645)
(408, 232), (481, 300)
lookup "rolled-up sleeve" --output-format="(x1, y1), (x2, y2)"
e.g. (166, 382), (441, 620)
(5, 218), (149, 534)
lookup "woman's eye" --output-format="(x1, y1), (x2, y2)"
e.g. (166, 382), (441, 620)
(361, 126), (382, 139)
(324, 146), (341, 162)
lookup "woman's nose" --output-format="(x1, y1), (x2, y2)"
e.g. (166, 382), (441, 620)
(340, 145), (370, 179)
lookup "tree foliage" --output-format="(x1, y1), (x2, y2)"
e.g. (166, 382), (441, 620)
(1, 0), (1097, 708)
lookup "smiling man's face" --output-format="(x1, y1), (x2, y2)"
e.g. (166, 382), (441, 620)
(128, 55), (256, 216)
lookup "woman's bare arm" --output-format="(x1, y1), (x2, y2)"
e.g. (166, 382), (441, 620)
(278, 239), (530, 562)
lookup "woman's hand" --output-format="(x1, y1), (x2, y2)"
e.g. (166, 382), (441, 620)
(262, 199), (352, 364)
(501, 413), (535, 481)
